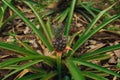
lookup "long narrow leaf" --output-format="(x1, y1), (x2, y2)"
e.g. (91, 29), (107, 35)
(0, 0), (11, 20)
(46, 18), (53, 41)
(0, 0), (12, 27)
(0, 13), (17, 31)
(0, 41), (37, 56)
(16, 37), (39, 54)
(117, 58), (120, 68)
(58, 8), (69, 23)
(65, 59), (85, 80)
(28, 66), (46, 73)
(56, 56), (62, 80)
(0, 56), (39, 68)
(2, 60), (42, 80)
(83, 71), (108, 80)
(73, 60), (120, 78)
(0, 55), (54, 68)
(79, 44), (120, 59)
(80, 3), (96, 18)
(79, 53), (110, 61)
(41, 71), (57, 80)
(64, 0), (76, 37)
(2, 0), (53, 51)
(77, 9), (92, 22)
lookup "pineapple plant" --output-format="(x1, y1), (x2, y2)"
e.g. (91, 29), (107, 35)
(0, 0), (120, 80)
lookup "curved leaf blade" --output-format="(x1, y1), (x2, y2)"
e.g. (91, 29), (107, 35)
(79, 44), (120, 59)
(83, 71), (108, 80)
(65, 59), (85, 80)
(0, 41), (37, 56)
(0, 56), (40, 67)
(2, 60), (42, 80)
(64, 0), (76, 37)
(0, 55), (55, 68)
(74, 60), (120, 78)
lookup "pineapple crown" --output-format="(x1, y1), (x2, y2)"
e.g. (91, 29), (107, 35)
(52, 24), (64, 39)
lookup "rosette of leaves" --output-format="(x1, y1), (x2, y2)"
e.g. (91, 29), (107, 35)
(0, 0), (120, 80)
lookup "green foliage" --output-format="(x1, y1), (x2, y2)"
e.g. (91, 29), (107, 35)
(117, 58), (120, 68)
(0, 0), (16, 31)
(65, 59), (85, 80)
(106, 25), (120, 34)
(64, 0), (76, 37)
(0, 0), (120, 80)
(106, 0), (120, 14)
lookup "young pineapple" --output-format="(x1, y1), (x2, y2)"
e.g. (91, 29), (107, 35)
(52, 24), (67, 52)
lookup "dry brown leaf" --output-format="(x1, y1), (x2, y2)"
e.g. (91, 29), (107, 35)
(14, 69), (30, 80)
(108, 56), (117, 64)
(29, 39), (38, 48)
(114, 49), (120, 58)
(0, 55), (9, 59)
(87, 43), (106, 52)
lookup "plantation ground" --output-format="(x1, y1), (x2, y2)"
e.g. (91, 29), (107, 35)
(0, 0), (120, 80)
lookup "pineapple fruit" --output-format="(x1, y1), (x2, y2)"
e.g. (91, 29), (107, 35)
(52, 35), (67, 52)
